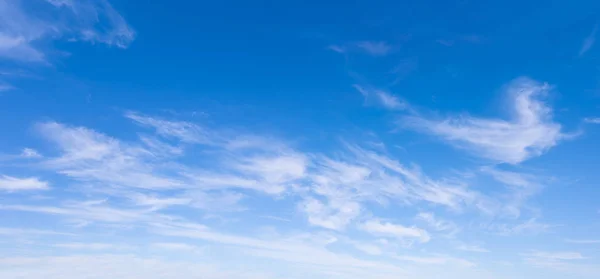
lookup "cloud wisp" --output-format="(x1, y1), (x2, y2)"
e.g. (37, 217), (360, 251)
(400, 77), (566, 164)
(0, 0), (134, 63)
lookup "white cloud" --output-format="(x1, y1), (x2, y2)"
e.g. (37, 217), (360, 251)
(125, 112), (211, 144)
(565, 239), (600, 244)
(0, 0), (134, 63)
(354, 85), (407, 110)
(151, 242), (201, 251)
(480, 167), (542, 218)
(0, 227), (74, 236)
(0, 254), (275, 279)
(457, 244), (489, 253)
(0, 175), (49, 191)
(53, 242), (123, 250)
(328, 41), (391, 56)
(37, 121), (185, 190)
(0, 200), (163, 225)
(300, 197), (361, 230)
(486, 218), (554, 235)
(394, 255), (475, 267)
(351, 242), (383, 255)
(416, 212), (459, 235)
(154, 224), (406, 278)
(579, 25), (597, 56)
(401, 77), (565, 164)
(584, 117), (600, 124)
(523, 251), (585, 264)
(328, 45), (346, 53)
(360, 219), (430, 243)
(355, 41), (392, 56)
(0, 82), (14, 92)
(20, 148), (41, 158)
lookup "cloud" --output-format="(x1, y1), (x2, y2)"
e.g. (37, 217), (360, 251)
(354, 85), (408, 110)
(154, 224), (406, 278)
(0, 200), (166, 225)
(4, 111), (573, 277)
(125, 112), (211, 144)
(486, 218), (554, 235)
(0, 227), (74, 236)
(37, 121), (185, 190)
(401, 77), (565, 164)
(0, 175), (49, 191)
(584, 117), (600, 124)
(579, 25), (598, 56)
(328, 41), (392, 56)
(300, 197), (361, 230)
(523, 251), (585, 261)
(360, 219), (430, 243)
(53, 242), (124, 250)
(350, 242), (383, 256)
(355, 41), (392, 56)
(20, 148), (42, 158)
(327, 45), (346, 53)
(0, 254), (275, 279)
(480, 167), (542, 218)
(151, 242), (202, 251)
(457, 244), (489, 253)
(0, 0), (134, 63)
(0, 82), (15, 92)
(416, 212), (459, 235)
(394, 255), (475, 267)
(565, 239), (600, 244)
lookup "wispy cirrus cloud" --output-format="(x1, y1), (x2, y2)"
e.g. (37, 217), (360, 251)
(354, 85), (408, 110)
(579, 24), (598, 56)
(416, 212), (459, 236)
(457, 244), (489, 253)
(486, 218), (555, 236)
(584, 117), (600, 124)
(20, 148), (42, 158)
(565, 239), (600, 244)
(480, 167), (543, 218)
(53, 242), (127, 250)
(0, 175), (49, 191)
(360, 219), (430, 243)
(0, 0), (134, 63)
(400, 77), (566, 164)
(394, 254), (475, 267)
(328, 41), (392, 56)
(355, 41), (392, 56)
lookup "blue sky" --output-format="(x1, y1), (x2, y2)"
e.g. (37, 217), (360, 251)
(1, 0), (600, 278)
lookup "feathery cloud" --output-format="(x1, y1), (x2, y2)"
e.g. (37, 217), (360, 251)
(355, 41), (392, 56)
(354, 85), (407, 110)
(457, 244), (490, 253)
(584, 117), (600, 124)
(0, 175), (49, 191)
(401, 77), (565, 164)
(0, 0), (134, 63)
(360, 219), (430, 243)
(565, 239), (600, 244)
(20, 148), (42, 158)
(579, 25), (598, 56)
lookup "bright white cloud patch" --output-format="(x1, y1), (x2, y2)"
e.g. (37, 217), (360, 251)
(361, 219), (430, 243)
(0, 175), (49, 191)
(401, 77), (565, 164)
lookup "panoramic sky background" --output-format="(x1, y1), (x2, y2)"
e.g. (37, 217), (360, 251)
(1, 0), (600, 278)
